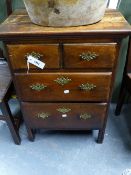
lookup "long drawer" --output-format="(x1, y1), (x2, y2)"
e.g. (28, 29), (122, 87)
(7, 44), (60, 70)
(63, 43), (118, 69)
(14, 72), (112, 102)
(21, 102), (107, 129)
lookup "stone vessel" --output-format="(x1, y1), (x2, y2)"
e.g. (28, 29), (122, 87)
(23, 0), (108, 27)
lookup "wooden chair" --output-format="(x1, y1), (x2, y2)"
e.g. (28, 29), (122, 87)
(0, 0), (21, 144)
(115, 38), (131, 115)
(0, 60), (21, 144)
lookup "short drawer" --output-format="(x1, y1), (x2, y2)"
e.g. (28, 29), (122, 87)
(21, 102), (107, 129)
(15, 72), (112, 102)
(63, 43), (118, 69)
(7, 44), (60, 70)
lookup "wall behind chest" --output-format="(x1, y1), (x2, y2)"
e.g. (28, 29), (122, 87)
(0, 0), (24, 23)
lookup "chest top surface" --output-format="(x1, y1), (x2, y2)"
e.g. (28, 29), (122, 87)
(0, 9), (131, 40)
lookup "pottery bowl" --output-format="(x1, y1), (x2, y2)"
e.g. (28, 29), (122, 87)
(23, 0), (108, 27)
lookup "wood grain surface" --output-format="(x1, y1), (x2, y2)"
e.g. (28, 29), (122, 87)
(63, 43), (118, 69)
(0, 9), (131, 40)
(14, 72), (112, 102)
(7, 44), (60, 70)
(21, 102), (107, 129)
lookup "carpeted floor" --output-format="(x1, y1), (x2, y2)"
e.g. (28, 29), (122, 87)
(0, 100), (131, 175)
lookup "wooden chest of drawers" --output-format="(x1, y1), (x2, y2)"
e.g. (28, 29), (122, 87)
(0, 9), (131, 143)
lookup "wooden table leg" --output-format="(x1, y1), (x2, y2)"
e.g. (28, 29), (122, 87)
(97, 129), (105, 144)
(115, 79), (127, 116)
(26, 126), (35, 142)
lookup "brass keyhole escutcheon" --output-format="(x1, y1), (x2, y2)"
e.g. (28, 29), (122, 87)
(54, 76), (72, 86)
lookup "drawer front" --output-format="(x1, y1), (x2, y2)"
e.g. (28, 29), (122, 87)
(21, 102), (107, 129)
(7, 44), (60, 70)
(64, 43), (118, 69)
(15, 72), (112, 102)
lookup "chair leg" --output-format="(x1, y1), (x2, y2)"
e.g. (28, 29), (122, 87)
(0, 48), (4, 58)
(115, 82), (127, 116)
(1, 101), (21, 145)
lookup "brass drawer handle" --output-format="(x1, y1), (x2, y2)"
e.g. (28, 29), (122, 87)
(80, 52), (98, 61)
(57, 107), (71, 114)
(79, 83), (96, 91)
(80, 113), (92, 120)
(25, 51), (43, 60)
(37, 112), (50, 119)
(54, 76), (72, 86)
(30, 83), (47, 91)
